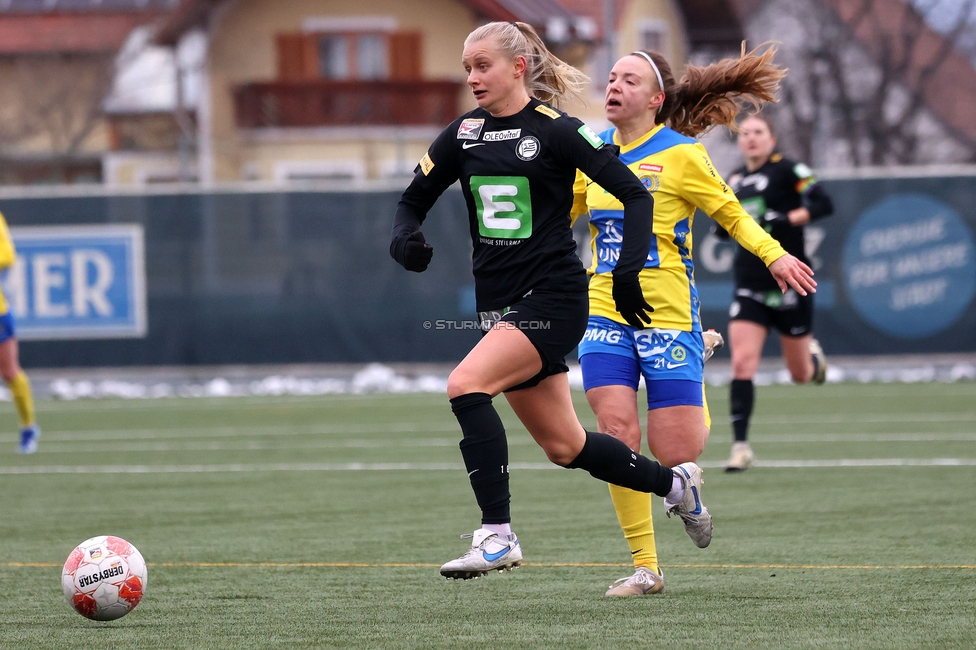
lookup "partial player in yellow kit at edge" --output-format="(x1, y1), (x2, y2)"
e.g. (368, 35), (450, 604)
(0, 211), (40, 453)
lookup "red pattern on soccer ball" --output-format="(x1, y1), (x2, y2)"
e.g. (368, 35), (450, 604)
(62, 536), (148, 621)
(72, 593), (98, 619)
(64, 548), (83, 575)
(118, 576), (144, 607)
(105, 536), (133, 557)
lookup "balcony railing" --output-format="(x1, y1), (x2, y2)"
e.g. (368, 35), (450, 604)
(234, 80), (464, 128)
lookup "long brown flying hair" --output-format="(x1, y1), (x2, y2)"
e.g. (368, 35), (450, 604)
(637, 44), (785, 138)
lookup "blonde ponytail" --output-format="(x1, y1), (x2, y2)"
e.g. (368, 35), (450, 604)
(464, 21), (588, 107)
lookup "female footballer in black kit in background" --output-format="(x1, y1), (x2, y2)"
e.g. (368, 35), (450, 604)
(715, 114), (833, 471)
(390, 21), (753, 580)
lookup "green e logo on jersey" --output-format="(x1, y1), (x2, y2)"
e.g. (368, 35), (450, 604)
(578, 125), (604, 148)
(470, 176), (532, 239)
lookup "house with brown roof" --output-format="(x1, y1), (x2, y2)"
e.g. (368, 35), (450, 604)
(138, 0), (733, 186)
(0, 0), (176, 184)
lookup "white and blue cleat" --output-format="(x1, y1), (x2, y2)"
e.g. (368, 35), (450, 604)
(665, 462), (712, 548)
(19, 424), (39, 454)
(440, 528), (522, 580)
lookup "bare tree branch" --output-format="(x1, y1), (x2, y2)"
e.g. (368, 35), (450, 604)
(762, 0), (976, 167)
(0, 52), (117, 181)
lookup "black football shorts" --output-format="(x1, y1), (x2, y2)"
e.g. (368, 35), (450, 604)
(478, 287), (588, 391)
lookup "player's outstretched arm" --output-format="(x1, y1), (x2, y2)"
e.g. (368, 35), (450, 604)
(768, 254), (816, 296)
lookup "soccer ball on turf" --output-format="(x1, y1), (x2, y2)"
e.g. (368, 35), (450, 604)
(61, 535), (147, 621)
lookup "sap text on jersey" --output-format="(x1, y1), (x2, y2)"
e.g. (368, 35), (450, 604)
(634, 331), (676, 356)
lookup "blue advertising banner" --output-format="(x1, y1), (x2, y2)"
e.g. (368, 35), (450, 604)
(3, 225), (147, 340)
(690, 173), (976, 355)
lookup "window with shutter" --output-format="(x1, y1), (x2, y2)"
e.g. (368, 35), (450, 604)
(276, 30), (423, 81)
(277, 33), (321, 80)
(389, 31), (421, 80)
(276, 33), (307, 81)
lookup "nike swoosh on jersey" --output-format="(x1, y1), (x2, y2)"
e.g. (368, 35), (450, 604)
(462, 142), (485, 149)
(483, 545), (514, 562)
(666, 362), (688, 369)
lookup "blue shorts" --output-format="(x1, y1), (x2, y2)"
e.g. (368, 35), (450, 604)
(578, 316), (704, 410)
(0, 312), (15, 344)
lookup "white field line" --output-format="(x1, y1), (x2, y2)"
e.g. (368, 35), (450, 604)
(724, 385), (976, 399)
(747, 413), (976, 424)
(740, 459), (976, 467)
(22, 432), (976, 454)
(740, 432), (976, 442)
(34, 393), (448, 412)
(30, 410), (976, 442)
(25, 438), (475, 453)
(29, 384), (976, 409)
(1, 459), (975, 474)
(34, 422), (463, 442)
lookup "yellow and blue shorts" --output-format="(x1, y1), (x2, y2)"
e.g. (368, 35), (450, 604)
(0, 312), (14, 344)
(578, 316), (704, 410)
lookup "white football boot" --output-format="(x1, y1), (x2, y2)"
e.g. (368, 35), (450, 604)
(439, 528), (522, 580)
(665, 462), (713, 548)
(605, 566), (665, 596)
(702, 329), (725, 363)
(809, 338), (828, 384)
(725, 441), (755, 473)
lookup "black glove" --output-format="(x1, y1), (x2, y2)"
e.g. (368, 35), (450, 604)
(763, 210), (789, 225)
(397, 231), (433, 272)
(612, 273), (654, 329)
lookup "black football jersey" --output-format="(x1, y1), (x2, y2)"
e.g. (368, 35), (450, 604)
(398, 98), (620, 311)
(727, 153), (827, 290)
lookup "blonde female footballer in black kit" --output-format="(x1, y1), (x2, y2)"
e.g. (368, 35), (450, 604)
(390, 21), (712, 580)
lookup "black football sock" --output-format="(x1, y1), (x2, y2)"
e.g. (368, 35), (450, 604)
(566, 431), (673, 497)
(450, 392), (511, 525)
(730, 379), (754, 443)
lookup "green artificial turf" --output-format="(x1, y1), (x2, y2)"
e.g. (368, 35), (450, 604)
(0, 383), (974, 648)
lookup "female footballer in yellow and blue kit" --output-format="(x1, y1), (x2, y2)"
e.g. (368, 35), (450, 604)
(572, 47), (817, 595)
(0, 212), (39, 453)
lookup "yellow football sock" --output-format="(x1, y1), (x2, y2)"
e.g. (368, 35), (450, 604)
(609, 483), (658, 573)
(8, 370), (35, 428)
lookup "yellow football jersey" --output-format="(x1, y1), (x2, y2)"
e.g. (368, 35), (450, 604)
(0, 212), (15, 316)
(572, 124), (787, 330)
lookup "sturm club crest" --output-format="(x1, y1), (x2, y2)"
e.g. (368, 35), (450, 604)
(516, 136), (540, 161)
